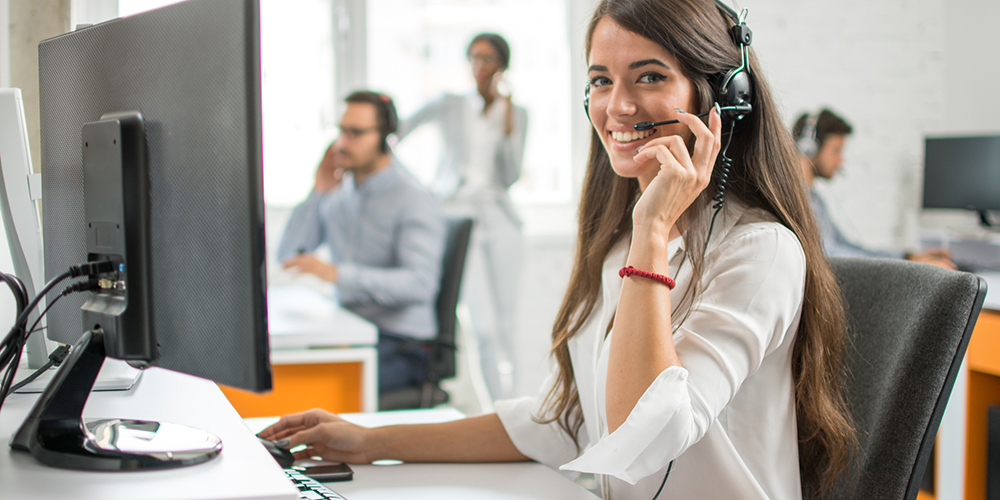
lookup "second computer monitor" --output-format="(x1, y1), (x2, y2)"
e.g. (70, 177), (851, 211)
(923, 135), (1000, 225)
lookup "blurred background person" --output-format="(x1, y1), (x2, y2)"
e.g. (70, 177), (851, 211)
(793, 109), (956, 270)
(279, 91), (446, 396)
(396, 32), (528, 401)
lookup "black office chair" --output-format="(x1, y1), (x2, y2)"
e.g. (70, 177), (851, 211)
(379, 217), (473, 410)
(820, 257), (986, 500)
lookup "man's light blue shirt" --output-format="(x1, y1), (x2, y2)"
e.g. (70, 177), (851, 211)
(809, 188), (902, 259)
(278, 159), (446, 339)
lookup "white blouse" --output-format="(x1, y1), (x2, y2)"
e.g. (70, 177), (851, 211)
(495, 200), (806, 500)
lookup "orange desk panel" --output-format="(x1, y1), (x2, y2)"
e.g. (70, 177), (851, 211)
(966, 310), (1000, 500)
(220, 362), (363, 418)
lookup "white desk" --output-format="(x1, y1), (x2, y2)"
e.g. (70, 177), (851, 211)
(266, 285), (379, 412)
(4, 369), (599, 500)
(1, 367), (298, 500)
(246, 412), (600, 500)
(335, 462), (599, 500)
(268, 285), (377, 348)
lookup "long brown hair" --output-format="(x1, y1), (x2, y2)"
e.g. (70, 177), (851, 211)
(536, 0), (855, 497)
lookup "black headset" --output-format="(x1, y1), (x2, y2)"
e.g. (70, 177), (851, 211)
(582, 0), (754, 128)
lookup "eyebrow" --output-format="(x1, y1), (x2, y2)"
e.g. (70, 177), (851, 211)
(587, 59), (672, 73)
(630, 59), (670, 70)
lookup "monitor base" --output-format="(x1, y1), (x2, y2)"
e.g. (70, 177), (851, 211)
(978, 209), (995, 228)
(9, 329), (222, 470)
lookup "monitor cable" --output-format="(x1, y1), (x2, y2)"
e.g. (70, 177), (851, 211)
(8, 278), (99, 394)
(0, 261), (112, 410)
(9, 344), (72, 393)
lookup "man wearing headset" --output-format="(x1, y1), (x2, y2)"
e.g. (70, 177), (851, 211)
(793, 109), (955, 269)
(278, 91), (446, 395)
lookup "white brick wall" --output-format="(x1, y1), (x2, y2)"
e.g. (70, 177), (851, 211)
(751, 0), (948, 251)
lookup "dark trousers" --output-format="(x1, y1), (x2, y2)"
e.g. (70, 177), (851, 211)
(377, 332), (428, 393)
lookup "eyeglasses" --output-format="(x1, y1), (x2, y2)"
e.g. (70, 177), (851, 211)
(468, 54), (499, 65)
(337, 126), (379, 141)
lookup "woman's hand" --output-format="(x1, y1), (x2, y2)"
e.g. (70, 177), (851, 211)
(630, 104), (723, 238)
(489, 72), (515, 136)
(258, 409), (376, 464)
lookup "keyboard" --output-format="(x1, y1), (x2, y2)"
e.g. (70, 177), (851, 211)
(283, 468), (348, 500)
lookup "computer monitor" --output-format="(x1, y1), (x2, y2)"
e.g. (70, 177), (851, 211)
(923, 135), (1000, 227)
(9, 0), (271, 471)
(0, 88), (47, 369)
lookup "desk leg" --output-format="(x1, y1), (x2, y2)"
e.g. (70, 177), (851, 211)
(362, 348), (378, 412)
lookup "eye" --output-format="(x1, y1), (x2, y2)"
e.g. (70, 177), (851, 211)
(588, 76), (611, 88)
(638, 72), (666, 84)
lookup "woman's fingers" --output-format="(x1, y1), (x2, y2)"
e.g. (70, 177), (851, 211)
(259, 409), (339, 439)
(262, 426), (304, 442)
(675, 104), (722, 180)
(283, 421), (371, 463)
(259, 414), (307, 439)
(632, 134), (688, 169)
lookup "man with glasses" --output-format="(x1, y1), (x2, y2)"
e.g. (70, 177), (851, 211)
(278, 91), (446, 396)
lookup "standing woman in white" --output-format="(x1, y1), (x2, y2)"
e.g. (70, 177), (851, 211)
(261, 1), (857, 498)
(395, 33), (528, 400)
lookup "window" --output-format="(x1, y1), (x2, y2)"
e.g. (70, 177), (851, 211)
(118, 0), (579, 216)
(366, 0), (573, 205)
(119, 0), (337, 207)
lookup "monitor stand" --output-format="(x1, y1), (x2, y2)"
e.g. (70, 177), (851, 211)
(978, 209), (997, 229)
(9, 329), (222, 470)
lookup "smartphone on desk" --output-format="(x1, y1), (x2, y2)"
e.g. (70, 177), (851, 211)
(291, 460), (354, 482)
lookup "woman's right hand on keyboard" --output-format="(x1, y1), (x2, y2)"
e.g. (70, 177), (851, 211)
(257, 409), (374, 464)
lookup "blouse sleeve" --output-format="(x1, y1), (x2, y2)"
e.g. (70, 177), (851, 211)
(494, 370), (588, 474)
(560, 224), (806, 484)
(395, 94), (447, 142)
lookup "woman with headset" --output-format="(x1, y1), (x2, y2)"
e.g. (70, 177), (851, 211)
(394, 33), (529, 401)
(261, 1), (855, 498)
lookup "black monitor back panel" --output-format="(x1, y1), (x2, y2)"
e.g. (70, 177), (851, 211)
(38, 0), (270, 391)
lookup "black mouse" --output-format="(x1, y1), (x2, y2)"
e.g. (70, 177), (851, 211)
(258, 437), (295, 468)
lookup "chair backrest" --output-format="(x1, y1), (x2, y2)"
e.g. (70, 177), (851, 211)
(431, 217), (473, 380)
(825, 257), (986, 500)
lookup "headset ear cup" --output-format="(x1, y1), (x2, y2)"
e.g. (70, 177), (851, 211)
(795, 113), (819, 157)
(796, 136), (818, 157)
(717, 69), (752, 121)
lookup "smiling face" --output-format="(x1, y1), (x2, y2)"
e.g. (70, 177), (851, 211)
(587, 18), (698, 186)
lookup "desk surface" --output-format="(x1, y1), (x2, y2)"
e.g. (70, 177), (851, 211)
(4, 368), (599, 500)
(246, 412), (600, 500)
(1, 367), (298, 500)
(336, 462), (599, 500)
(268, 285), (377, 348)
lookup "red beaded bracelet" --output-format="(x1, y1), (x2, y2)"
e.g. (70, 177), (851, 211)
(619, 265), (676, 290)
